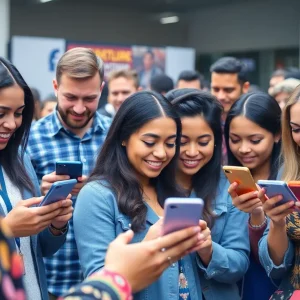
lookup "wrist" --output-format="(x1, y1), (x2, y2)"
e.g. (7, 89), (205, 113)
(99, 268), (132, 298)
(49, 222), (68, 236)
(249, 215), (267, 229)
(198, 248), (213, 266)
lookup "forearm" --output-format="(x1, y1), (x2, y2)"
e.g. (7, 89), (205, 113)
(267, 221), (289, 266)
(249, 209), (265, 226)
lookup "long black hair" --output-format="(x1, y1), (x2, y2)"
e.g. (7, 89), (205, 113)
(0, 57), (34, 193)
(224, 92), (281, 180)
(88, 91), (182, 232)
(166, 88), (223, 227)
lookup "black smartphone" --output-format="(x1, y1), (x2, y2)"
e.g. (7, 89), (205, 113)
(56, 161), (83, 180)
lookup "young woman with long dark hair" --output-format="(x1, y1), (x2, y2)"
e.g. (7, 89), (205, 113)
(166, 88), (250, 299)
(225, 92), (282, 299)
(74, 91), (209, 299)
(0, 57), (72, 300)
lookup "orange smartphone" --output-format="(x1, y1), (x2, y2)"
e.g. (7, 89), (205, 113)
(288, 181), (300, 200)
(223, 166), (258, 196)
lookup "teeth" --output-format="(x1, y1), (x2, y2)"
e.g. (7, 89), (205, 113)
(146, 161), (162, 167)
(0, 134), (10, 138)
(183, 160), (199, 166)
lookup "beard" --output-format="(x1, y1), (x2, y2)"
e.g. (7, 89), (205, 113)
(57, 105), (95, 129)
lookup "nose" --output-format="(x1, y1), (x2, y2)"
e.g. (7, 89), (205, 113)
(185, 143), (199, 157)
(73, 101), (86, 115)
(216, 90), (227, 101)
(3, 115), (17, 131)
(238, 142), (251, 154)
(153, 145), (167, 160)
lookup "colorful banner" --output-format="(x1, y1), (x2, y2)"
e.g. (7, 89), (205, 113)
(67, 43), (132, 80)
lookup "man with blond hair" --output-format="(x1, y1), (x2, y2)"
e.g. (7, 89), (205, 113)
(99, 69), (140, 118)
(27, 47), (111, 299)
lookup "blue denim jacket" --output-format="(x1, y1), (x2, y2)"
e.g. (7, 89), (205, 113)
(74, 172), (249, 300)
(0, 154), (67, 300)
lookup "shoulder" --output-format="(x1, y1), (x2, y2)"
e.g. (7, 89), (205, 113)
(78, 180), (117, 206)
(30, 114), (53, 133)
(95, 112), (112, 131)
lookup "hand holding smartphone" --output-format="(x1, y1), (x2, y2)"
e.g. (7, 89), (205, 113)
(223, 166), (258, 196)
(257, 180), (298, 207)
(162, 198), (204, 235)
(39, 179), (77, 207)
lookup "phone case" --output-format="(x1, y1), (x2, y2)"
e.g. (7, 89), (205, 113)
(288, 181), (300, 201)
(162, 198), (204, 235)
(257, 180), (297, 206)
(39, 179), (77, 206)
(222, 166), (257, 195)
(56, 161), (83, 179)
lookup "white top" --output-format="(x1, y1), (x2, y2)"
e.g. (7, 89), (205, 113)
(0, 168), (42, 300)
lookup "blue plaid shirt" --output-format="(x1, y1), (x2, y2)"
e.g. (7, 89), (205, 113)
(27, 111), (111, 296)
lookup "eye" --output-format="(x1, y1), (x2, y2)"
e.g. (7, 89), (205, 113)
(0, 114), (4, 119)
(198, 142), (209, 146)
(14, 112), (23, 118)
(250, 140), (262, 145)
(180, 141), (187, 146)
(166, 143), (176, 148)
(143, 141), (155, 147)
(292, 128), (300, 133)
(230, 138), (240, 144)
(224, 88), (235, 93)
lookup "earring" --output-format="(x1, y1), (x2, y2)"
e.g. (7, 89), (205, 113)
(121, 142), (125, 147)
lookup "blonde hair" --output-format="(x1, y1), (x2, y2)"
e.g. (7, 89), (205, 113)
(108, 69), (139, 89)
(56, 47), (104, 84)
(281, 84), (300, 181)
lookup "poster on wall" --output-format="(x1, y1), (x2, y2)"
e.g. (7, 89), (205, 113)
(132, 46), (166, 89)
(10, 36), (66, 99)
(67, 43), (132, 80)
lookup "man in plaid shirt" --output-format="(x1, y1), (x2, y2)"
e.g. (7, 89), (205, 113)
(27, 47), (111, 299)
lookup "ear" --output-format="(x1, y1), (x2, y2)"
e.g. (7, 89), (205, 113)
(274, 133), (281, 143)
(242, 81), (250, 94)
(53, 79), (58, 97)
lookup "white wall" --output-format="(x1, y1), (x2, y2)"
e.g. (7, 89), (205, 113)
(10, 1), (188, 47)
(188, 0), (300, 53)
(0, 0), (10, 58)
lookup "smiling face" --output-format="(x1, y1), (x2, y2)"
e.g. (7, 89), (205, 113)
(124, 117), (177, 185)
(229, 116), (278, 173)
(290, 102), (300, 146)
(178, 116), (215, 181)
(0, 84), (25, 151)
(53, 73), (102, 135)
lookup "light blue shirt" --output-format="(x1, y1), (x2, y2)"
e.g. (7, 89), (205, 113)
(74, 172), (249, 300)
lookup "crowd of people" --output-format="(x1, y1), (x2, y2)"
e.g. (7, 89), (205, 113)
(1, 47), (300, 300)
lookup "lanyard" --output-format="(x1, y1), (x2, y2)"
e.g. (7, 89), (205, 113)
(0, 167), (20, 250)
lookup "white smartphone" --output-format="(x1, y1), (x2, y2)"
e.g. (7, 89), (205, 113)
(162, 198), (204, 235)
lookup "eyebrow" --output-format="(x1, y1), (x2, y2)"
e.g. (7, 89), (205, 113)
(230, 133), (263, 138)
(142, 133), (177, 140)
(290, 122), (300, 127)
(181, 134), (211, 139)
(0, 105), (25, 111)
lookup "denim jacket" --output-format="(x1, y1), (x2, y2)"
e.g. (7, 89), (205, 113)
(74, 172), (249, 300)
(0, 154), (67, 300)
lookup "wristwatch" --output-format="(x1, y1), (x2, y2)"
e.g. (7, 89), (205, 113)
(49, 223), (68, 235)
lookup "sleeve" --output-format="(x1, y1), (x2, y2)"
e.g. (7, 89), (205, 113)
(74, 182), (117, 278)
(23, 153), (68, 256)
(61, 269), (132, 300)
(196, 203), (250, 283)
(258, 221), (294, 280)
(248, 219), (267, 263)
(38, 226), (68, 257)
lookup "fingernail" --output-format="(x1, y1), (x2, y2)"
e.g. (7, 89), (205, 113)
(290, 201), (295, 206)
(295, 202), (300, 207)
(253, 191), (258, 196)
(193, 226), (200, 233)
(198, 233), (205, 240)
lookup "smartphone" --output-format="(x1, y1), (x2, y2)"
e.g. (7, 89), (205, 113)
(162, 198), (204, 235)
(288, 181), (300, 200)
(56, 161), (83, 180)
(222, 166), (258, 195)
(257, 180), (298, 206)
(39, 179), (77, 207)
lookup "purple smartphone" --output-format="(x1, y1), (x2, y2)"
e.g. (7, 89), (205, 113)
(162, 198), (204, 235)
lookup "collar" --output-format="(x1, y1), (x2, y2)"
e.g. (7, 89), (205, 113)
(48, 110), (107, 137)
